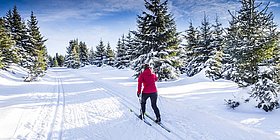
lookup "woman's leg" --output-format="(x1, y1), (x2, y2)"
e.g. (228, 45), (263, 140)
(150, 92), (160, 120)
(140, 94), (149, 116)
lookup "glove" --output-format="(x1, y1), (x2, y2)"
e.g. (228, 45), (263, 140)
(137, 92), (140, 97)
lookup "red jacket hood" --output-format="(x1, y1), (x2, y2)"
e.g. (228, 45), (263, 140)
(143, 68), (152, 75)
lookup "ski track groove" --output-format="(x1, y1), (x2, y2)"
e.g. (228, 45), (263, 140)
(11, 108), (24, 138)
(73, 70), (180, 140)
(47, 72), (65, 140)
(47, 76), (59, 140)
(59, 69), (112, 139)
(13, 73), (58, 140)
(58, 78), (65, 140)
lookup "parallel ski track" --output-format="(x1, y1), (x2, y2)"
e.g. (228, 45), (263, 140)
(47, 73), (65, 140)
(74, 71), (184, 140)
(54, 70), (113, 140)
(11, 72), (58, 139)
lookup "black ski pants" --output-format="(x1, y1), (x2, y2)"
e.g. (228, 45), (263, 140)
(140, 92), (160, 118)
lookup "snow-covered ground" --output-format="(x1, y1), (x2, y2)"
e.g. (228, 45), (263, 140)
(0, 65), (280, 140)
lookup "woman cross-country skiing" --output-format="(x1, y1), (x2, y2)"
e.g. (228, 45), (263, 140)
(137, 64), (161, 123)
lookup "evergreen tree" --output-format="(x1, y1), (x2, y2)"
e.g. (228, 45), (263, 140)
(56, 54), (65, 67)
(132, 0), (181, 81)
(225, 0), (275, 86)
(72, 48), (80, 69)
(222, 15), (238, 80)
(205, 16), (224, 80)
(105, 42), (115, 66)
(0, 17), (17, 69)
(53, 58), (59, 67)
(88, 47), (95, 65)
(47, 55), (53, 67)
(125, 31), (136, 62)
(114, 35), (130, 69)
(95, 39), (106, 67)
(27, 11), (48, 79)
(225, 0), (279, 111)
(8, 6), (30, 67)
(65, 39), (80, 69)
(4, 10), (13, 34)
(181, 21), (199, 75)
(250, 67), (279, 112)
(205, 49), (223, 80)
(79, 41), (89, 67)
(186, 14), (213, 77)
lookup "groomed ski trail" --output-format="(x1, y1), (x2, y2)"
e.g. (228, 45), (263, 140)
(3, 67), (280, 140)
(47, 73), (65, 140)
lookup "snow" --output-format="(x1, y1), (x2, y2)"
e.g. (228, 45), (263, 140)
(0, 65), (280, 140)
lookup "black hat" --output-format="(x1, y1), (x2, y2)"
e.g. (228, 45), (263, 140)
(143, 63), (150, 70)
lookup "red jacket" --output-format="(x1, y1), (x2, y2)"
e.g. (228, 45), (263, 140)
(137, 68), (158, 94)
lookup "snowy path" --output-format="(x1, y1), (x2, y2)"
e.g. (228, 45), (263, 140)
(0, 66), (280, 140)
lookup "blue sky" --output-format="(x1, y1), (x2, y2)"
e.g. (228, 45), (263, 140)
(1, 0), (280, 56)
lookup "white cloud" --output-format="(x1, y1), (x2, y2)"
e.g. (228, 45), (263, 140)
(101, 0), (144, 12)
(14, 0), (279, 56)
(30, 0), (144, 23)
(170, 0), (240, 26)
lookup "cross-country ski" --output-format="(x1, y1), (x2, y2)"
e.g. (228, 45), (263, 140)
(130, 109), (152, 126)
(145, 113), (171, 133)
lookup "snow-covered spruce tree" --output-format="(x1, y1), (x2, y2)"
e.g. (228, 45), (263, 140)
(64, 41), (73, 68)
(125, 31), (137, 63)
(88, 47), (95, 65)
(221, 14), (238, 81)
(0, 17), (17, 69)
(27, 11), (48, 80)
(79, 41), (89, 67)
(53, 58), (59, 67)
(131, 0), (181, 81)
(65, 39), (80, 69)
(205, 49), (223, 81)
(181, 21), (199, 76)
(5, 7), (44, 81)
(114, 35), (130, 69)
(205, 16), (224, 81)
(55, 53), (65, 67)
(251, 31), (280, 111)
(225, 0), (280, 111)
(3, 10), (19, 66)
(186, 14), (213, 77)
(105, 42), (115, 66)
(5, 6), (30, 68)
(47, 55), (53, 67)
(251, 67), (279, 112)
(21, 20), (36, 82)
(95, 39), (106, 67)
